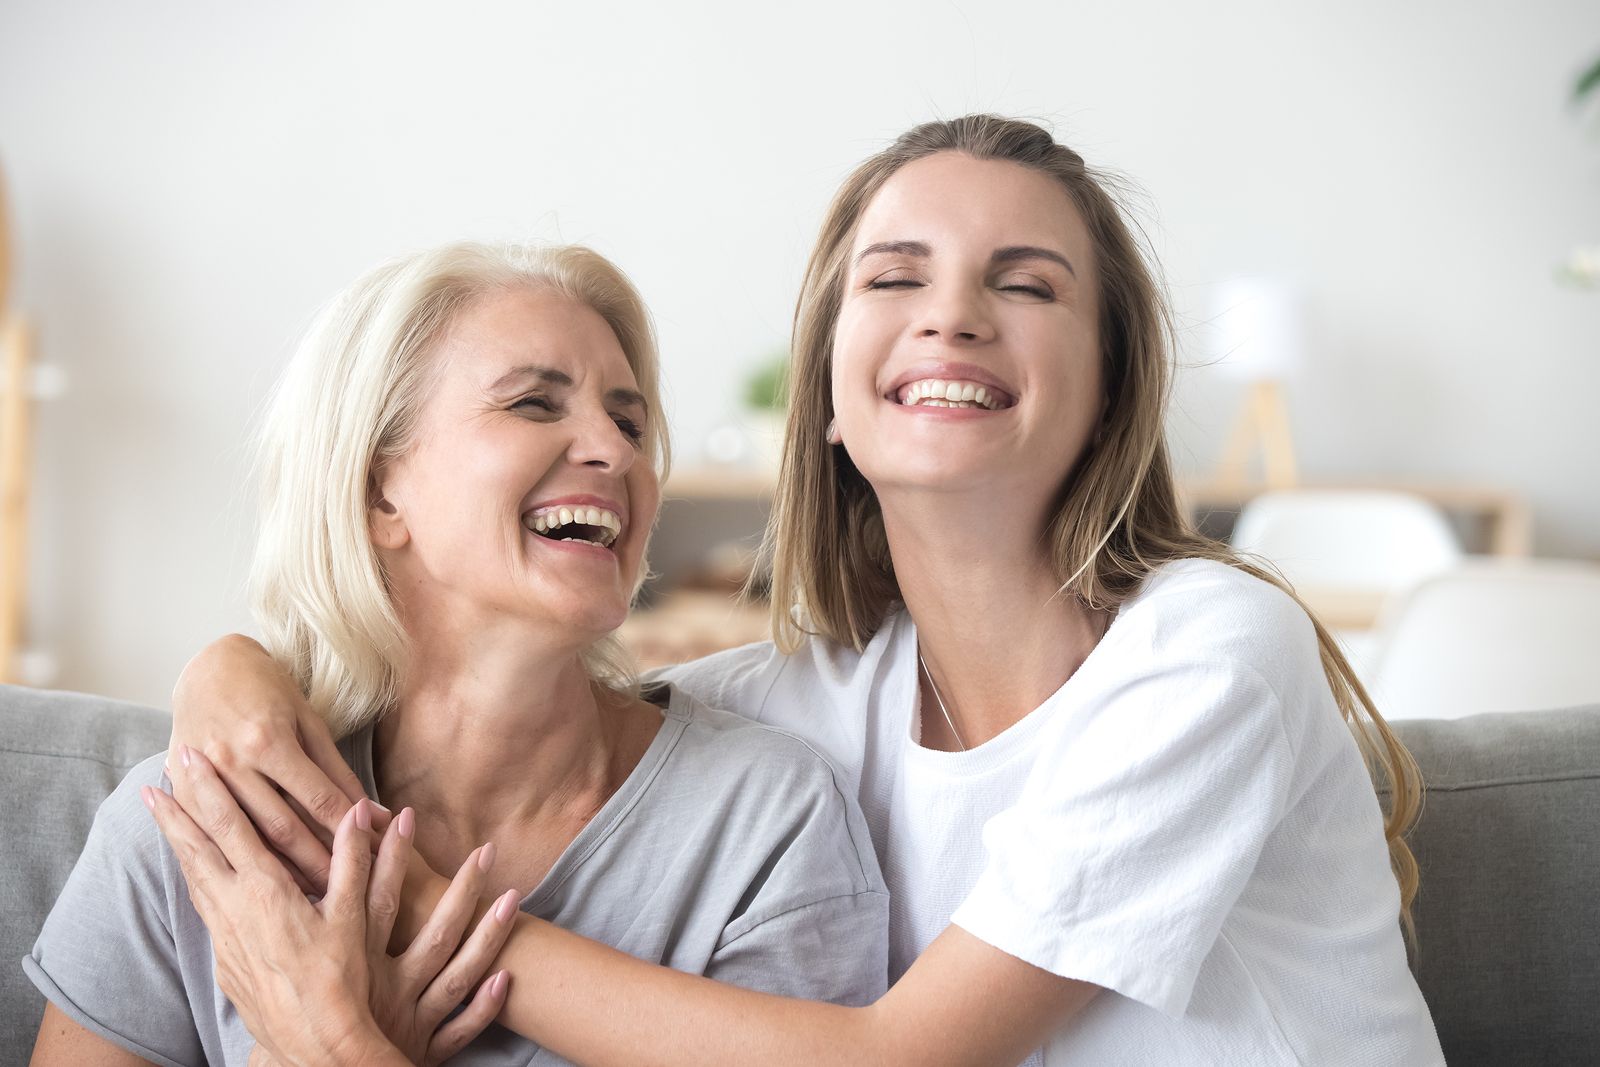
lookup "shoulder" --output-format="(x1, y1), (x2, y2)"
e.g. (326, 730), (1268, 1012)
(661, 687), (884, 889)
(89, 753), (180, 872)
(666, 688), (855, 798)
(648, 640), (787, 721)
(1113, 558), (1321, 687)
(646, 615), (899, 727)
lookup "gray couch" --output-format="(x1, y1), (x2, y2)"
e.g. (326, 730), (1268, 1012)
(2, 683), (1597, 1065)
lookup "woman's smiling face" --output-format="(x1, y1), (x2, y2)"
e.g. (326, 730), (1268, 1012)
(371, 285), (659, 644)
(831, 152), (1104, 509)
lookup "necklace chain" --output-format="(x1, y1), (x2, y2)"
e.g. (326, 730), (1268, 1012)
(917, 649), (968, 752)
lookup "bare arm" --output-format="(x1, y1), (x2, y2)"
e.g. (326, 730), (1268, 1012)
(387, 867), (1098, 1067)
(30, 1004), (159, 1067)
(490, 914), (1097, 1067)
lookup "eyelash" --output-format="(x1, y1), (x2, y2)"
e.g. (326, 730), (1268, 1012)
(514, 395), (646, 445)
(865, 278), (1054, 299)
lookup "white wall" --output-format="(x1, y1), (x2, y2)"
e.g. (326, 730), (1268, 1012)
(2, 0), (1597, 706)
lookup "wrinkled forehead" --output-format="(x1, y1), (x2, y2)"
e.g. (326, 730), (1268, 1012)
(434, 285), (643, 396)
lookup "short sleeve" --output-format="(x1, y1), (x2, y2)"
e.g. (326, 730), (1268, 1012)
(706, 891), (889, 1006)
(696, 718), (890, 1007)
(951, 659), (1294, 1019)
(23, 756), (205, 1067)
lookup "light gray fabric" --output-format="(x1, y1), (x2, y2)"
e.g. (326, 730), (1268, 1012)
(6, 682), (1597, 1066)
(1388, 707), (1600, 1067)
(23, 683), (889, 1066)
(0, 684), (169, 1062)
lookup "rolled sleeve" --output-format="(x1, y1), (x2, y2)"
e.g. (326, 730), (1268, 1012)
(24, 756), (206, 1065)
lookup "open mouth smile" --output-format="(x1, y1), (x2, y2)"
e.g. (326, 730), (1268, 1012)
(894, 377), (1013, 410)
(522, 504), (623, 549)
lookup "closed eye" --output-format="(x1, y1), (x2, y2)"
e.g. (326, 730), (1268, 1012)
(613, 416), (645, 444)
(513, 393), (556, 414)
(866, 278), (923, 290)
(1000, 283), (1053, 298)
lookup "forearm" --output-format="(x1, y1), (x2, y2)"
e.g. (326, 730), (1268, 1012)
(494, 916), (884, 1067)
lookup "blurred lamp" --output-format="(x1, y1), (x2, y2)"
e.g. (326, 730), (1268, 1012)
(1209, 277), (1302, 489)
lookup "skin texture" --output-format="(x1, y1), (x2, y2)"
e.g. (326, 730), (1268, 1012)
(165, 154), (1122, 1064)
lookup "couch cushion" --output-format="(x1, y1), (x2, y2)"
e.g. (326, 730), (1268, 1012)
(1390, 707), (1600, 1067)
(0, 684), (168, 1063)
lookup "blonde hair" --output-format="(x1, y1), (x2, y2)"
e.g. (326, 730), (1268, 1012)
(251, 241), (669, 737)
(763, 115), (1422, 932)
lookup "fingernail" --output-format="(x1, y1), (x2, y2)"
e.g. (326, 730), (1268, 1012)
(396, 807), (414, 839)
(179, 745), (192, 769)
(478, 841), (496, 872)
(370, 801), (392, 815)
(354, 799), (372, 831)
(141, 786), (156, 812)
(494, 888), (518, 922)
(491, 970), (509, 997)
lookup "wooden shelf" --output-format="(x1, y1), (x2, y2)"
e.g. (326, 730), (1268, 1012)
(663, 465), (778, 500)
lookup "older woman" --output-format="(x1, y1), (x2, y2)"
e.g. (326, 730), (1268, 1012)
(25, 243), (888, 1065)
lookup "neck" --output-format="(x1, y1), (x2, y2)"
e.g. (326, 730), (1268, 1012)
(373, 629), (636, 873)
(880, 486), (1111, 749)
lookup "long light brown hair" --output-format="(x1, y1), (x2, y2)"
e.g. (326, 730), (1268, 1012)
(761, 115), (1422, 930)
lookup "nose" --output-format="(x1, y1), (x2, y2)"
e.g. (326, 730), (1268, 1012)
(565, 405), (636, 474)
(911, 281), (997, 345)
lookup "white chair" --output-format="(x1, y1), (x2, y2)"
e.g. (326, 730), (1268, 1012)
(1229, 489), (1464, 592)
(1369, 560), (1600, 720)
(1229, 489), (1465, 679)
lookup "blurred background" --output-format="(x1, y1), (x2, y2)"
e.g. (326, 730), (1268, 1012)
(1, 0), (1597, 718)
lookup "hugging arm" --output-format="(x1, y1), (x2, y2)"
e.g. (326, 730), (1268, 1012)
(172, 637), (1102, 1066)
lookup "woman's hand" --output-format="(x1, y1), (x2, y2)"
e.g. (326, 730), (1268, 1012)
(146, 745), (515, 1066)
(171, 634), (375, 893)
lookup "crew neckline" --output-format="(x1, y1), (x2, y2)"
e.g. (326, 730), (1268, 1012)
(347, 685), (690, 911)
(895, 593), (1130, 768)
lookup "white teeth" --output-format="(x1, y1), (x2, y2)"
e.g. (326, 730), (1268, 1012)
(524, 505), (624, 547)
(896, 378), (1005, 411)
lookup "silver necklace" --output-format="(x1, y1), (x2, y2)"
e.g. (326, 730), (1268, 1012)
(918, 649), (967, 752)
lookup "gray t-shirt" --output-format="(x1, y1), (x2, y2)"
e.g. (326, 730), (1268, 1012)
(25, 684), (889, 1066)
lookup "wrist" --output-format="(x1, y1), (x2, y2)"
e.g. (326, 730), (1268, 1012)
(395, 849), (450, 951)
(330, 1016), (408, 1067)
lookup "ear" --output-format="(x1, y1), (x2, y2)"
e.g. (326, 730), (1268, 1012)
(367, 469), (410, 550)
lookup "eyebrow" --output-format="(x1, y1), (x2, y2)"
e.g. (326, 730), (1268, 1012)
(488, 364), (648, 412)
(855, 240), (1075, 278)
(992, 245), (1076, 278)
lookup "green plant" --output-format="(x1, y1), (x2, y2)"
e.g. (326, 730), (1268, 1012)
(1576, 53), (1600, 105)
(743, 351), (790, 411)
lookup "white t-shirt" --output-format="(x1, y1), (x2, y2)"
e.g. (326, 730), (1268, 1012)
(656, 558), (1443, 1065)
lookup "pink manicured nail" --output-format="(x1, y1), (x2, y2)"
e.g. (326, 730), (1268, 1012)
(141, 786), (156, 812)
(179, 745), (192, 768)
(354, 799), (372, 831)
(490, 970), (509, 997)
(396, 807), (414, 839)
(494, 888), (518, 922)
(478, 841), (496, 873)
